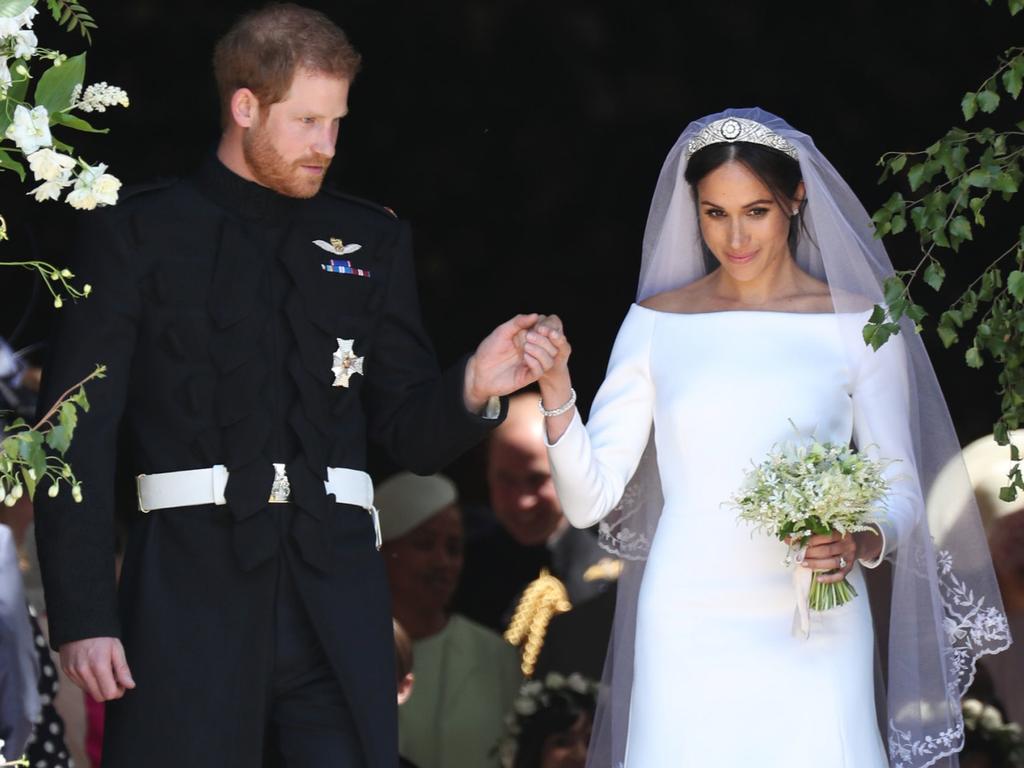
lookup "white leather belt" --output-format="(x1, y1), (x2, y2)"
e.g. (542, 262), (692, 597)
(136, 464), (381, 549)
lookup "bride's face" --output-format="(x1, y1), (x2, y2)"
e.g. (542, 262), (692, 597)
(695, 160), (802, 283)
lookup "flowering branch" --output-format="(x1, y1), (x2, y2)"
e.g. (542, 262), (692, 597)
(1, 363), (104, 505)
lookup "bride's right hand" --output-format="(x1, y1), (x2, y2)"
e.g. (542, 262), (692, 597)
(524, 314), (572, 388)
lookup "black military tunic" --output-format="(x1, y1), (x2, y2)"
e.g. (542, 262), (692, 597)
(34, 156), (504, 767)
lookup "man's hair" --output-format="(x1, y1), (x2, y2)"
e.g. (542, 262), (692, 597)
(213, 3), (362, 127)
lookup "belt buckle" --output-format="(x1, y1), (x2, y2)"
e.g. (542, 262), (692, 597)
(269, 463), (291, 504)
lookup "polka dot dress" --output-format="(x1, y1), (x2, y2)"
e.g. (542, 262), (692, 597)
(23, 605), (72, 768)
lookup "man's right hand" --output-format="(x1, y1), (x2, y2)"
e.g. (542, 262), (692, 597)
(59, 636), (136, 702)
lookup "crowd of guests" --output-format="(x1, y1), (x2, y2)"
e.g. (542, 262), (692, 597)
(2, 376), (1023, 766)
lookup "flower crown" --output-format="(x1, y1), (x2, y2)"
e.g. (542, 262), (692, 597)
(685, 117), (799, 161)
(496, 672), (601, 768)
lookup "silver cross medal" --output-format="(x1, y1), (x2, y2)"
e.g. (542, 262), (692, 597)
(332, 338), (364, 387)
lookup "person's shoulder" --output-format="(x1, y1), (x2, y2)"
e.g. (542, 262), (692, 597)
(317, 186), (401, 225)
(112, 177), (185, 212)
(449, 614), (515, 653)
(638, 275), (715, 313)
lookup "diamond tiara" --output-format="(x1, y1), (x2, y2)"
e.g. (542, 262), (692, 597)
(685, 117), (799, 161)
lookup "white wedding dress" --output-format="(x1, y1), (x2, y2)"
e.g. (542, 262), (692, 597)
(548, 304), (920, 767)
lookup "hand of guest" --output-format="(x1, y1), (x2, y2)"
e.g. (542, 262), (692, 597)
(795, 527), (882, 583)
(464, 313), (548, 412)
(60, 636), (136, 702)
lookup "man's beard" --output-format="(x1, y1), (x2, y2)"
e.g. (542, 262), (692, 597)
(242, 124), (330, 199)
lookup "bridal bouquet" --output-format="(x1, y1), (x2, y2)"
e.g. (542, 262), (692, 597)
(729, 437), (892, 612)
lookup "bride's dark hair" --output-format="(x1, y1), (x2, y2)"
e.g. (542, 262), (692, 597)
(683, 142), (805, 270)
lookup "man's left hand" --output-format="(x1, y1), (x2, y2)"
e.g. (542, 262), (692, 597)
(464, 313), (550, 412)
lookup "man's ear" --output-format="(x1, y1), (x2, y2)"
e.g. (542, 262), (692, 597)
(230, 88), (259, 129)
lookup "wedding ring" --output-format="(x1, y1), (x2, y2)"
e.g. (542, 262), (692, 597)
(838, 555), (848, 569)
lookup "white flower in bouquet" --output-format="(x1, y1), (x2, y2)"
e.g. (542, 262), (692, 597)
(28, 148), (76, 182)
(0, 6), (37, 37)
(5, 104), (51, 155)
(729, 434), (893, 613)
(0, 58), (11, 94)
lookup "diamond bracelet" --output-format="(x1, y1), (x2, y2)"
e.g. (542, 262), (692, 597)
(538, 388), (577, 418)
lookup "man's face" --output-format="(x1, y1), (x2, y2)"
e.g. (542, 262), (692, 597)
(243, 69), (349, 198)
(488, 426), (564, 546)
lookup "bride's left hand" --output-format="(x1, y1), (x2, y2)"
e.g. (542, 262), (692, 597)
(797, 531), (863, 583)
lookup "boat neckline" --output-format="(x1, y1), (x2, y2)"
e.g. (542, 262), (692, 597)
(630, 303), (873, 318)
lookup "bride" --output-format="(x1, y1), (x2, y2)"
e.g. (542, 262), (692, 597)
(521, 109), (1011, 767)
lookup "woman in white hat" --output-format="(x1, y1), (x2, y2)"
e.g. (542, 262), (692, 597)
(378, 472), (522, 768)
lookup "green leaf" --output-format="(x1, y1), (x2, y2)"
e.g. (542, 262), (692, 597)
(910, 206), (928, 232)
(883, 276), (904, 306)
(1009, 270), (1024, 301)
(966, 346), (984, 368)
(943, 309), (965, 328)
(869, 303), (887, 324)
(968, 169), (992, 188)
(0, 0), (33, 16)
(1012, 444), (1021, 461)
(889, 154), (907, 173)
(45, 424), (70, 454)
(999, 485), (1018, 502)
(962, 92), (979, 121)
(890, 215), (907, 234)
(978, 89), (1001, 113)
(50, 112), (108, 134)
(1011, 0), (1024, 15)
(924, 261), (946, 291)
(937, 324), (959, 348)
(906, 303), (927, 323)
(1004, 66), (1024, 99)
(863, 322), (897, 350)
(908, 164), (927, 191)
(993, 172), (1019, 194)
(34, 52), (87, 114)
(0, 149), (26, 182)
(883, 191), (906, 214)
(949, 215), (973, 241)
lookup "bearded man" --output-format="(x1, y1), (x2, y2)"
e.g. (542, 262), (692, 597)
(34, 5), (545, 766)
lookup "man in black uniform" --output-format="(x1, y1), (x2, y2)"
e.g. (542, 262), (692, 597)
(34, 5), (549, 766)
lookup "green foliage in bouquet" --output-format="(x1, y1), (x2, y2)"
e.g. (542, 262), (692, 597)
(867, 0), (1024, 499)
(962, 699), (1024, 767)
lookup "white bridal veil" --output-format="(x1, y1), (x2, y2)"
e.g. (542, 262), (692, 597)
(590, 107), (1012, 768)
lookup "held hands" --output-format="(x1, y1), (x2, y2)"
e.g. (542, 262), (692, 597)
(60, 636), (136, 703)
(464, 313), (573, 412)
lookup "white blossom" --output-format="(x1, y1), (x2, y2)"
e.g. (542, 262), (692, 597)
(0, 58), (10, 94)
(74, 81), (129, 112)
(27, 148), (76, 182)
(11, 28), (36, 59)
(28, 178), (69, 202)
(5, 104), (52, 155)
(0, 6), (38, 37)
(67, 162), (121, 208)
(66, 186), (98, 210)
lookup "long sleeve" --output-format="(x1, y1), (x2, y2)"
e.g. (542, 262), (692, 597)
(34, 210), (141, 647)
(546, 306), (656, 528)
(365, 221), (501, 474)
(850, 332), (924, 565)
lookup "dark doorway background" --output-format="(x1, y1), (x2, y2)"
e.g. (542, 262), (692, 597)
(2, 0), (1019, 499)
